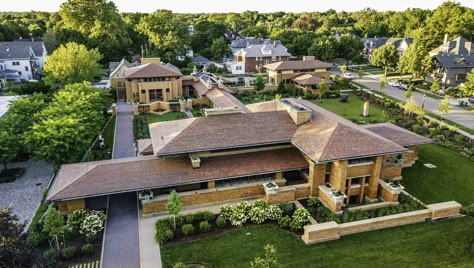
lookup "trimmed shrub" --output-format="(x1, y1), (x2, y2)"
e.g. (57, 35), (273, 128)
(61, 246), (77, 260)
(155, 223), (174, 244)
(81, 243), (94, 255)
(183, 214), (194, 224)
(182, 224), (194, 236)
(67, 209), (87, 233)
(216, 216), (227, 228)
(27, 231), (47, 248)
(277, 215), (292, 229)
(249, 206), (266, 224)
(307, 197), (319, 207)
(219, 204), (234, 221)
(254, 200), (269, 209)
(41, 249), (60, 267)
(194, 211), (215, 222)
(199, 221), (211, 232)
(79, 210), (106, 237)
(279, 202), (294, 216)
(291, 208), (310, 230)
(266, 205), (283, 221)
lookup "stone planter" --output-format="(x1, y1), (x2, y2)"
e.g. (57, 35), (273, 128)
(263, 182), (279, 195)
(330, 191), (347, 202)
(387, 181), (405, 192)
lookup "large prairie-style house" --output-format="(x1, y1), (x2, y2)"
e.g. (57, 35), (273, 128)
(264, 57), (333, 93)
(0, 39), (47, 81)
(228, 40), (291, 74)
(428, 35), (474, 87)
(47, 95), (430, 215)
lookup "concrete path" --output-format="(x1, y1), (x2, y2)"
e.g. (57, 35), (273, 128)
(112, 101), (135, 158)
(333, 69), (474, 130)
(102, 101), (141, 268)
(102, 193), (140, 268)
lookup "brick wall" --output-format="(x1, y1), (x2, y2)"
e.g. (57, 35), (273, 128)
(382, 165), (402, 179)
(347, 163), (373, 177)
(265, 187), (296, 204)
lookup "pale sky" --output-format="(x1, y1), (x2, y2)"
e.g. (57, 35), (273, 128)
(2, 0), (474, 13)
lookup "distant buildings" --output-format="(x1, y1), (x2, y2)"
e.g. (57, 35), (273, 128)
(429, 35), (474, 87)
(361, 37), (412, 60)
(0, 39), (47, 82)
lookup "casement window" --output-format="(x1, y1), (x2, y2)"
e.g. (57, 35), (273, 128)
(264, 60), (269, 65)
(455, 74), (466, 81)
(25, 66), (29, 71)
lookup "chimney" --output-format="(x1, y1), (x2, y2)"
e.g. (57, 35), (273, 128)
(273, 41), (277, 48)
(205, 107), (242, 116)
(141, 57), (161, 65)
(217, 77), (224, 88)
(277, 99), (311, 125)
(190, 155), (201, 168)
(303, 56), (315, 61)
(444, 34), (449, 44)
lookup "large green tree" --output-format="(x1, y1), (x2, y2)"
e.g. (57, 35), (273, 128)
(136, 10), (190, 57)
(44, 42), (102, 87)
(58, 0), (132, 62)
(460, 68), (474, 96)
(0, 208), (31, 267)
(398, 39), (433, 80)
(0, 130), (20, 171)
(337, 34), (363, 65)
(308, 36), (337, 62)
(210, 37), (231, 60)
(190, 20), (227, 54)
(370, 44), (399, 76)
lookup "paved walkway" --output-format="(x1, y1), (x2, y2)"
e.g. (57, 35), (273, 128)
(102, 101), (140, 268)
(0, 160), (53, 225)
(112, 102), (135, 158)
(333, 69), (474, 129)
(102, 193), (140, 268)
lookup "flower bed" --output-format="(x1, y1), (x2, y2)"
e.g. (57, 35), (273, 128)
(300, 194), (424, 224)
(155, 200), (311, 245)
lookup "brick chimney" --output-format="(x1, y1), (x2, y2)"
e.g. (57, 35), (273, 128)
(303, 56), (315, 61)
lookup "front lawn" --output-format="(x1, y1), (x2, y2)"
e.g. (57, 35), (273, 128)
(402, 144), (474, 206)
(133, 112), (186, 140)
(161, 218), (473, 267)
(311, 93), (390, 123)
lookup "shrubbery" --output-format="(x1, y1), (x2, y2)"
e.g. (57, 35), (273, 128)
(61, 246), (77, 259)
(182, 224), (194, 236)
(199, 221), (211, 232)
(81, 243), (94, 255)
(216, 216), (227, 228)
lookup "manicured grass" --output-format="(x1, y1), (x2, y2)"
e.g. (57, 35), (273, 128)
(133, 112), (186, 140)
(402, 144), (474, 206)
(310, 93), (390, 123)
(161, 218), (473, 267)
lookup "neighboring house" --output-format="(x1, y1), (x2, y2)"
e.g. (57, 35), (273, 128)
(264, 56), (333, 91)
(109, 58), (137, 99)
(46, 97), (430, 216)
(0, 61), (21, 85)
(386, 37), (413, 56)
(0, 96), (19, 117)
(192, 56), (211, 66)
(428, 35), (474, 87)
(229, 40), (291, 74)
(361, 37), (388, 60)
(0, 42), (37, 81)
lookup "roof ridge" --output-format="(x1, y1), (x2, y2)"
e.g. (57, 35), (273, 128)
(317, 123), (342, 161)
(155, 117), (201, 154)
(48, 163), (99, 200)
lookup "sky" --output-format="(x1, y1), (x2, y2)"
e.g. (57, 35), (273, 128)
(2, 0), (474, 13)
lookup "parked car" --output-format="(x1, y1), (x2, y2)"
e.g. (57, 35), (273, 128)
(343, 72), (354, 79)
(387, 81), (400, 87)
(399, 82), (409, 90)
(236, 77), (245, 85)
(469, 96), (474, 104)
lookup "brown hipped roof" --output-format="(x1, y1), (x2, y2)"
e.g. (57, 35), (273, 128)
(205, 89), (250, 112)
(292, 74), (331, 86)
(361, 123), (432, 147)
(264, 60), (333, 71)
(150, 111), (297, 156)
(47, 148), (308, 201)
(124, 63), (182, 79)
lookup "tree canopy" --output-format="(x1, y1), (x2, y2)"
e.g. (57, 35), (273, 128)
(370, 44), (399, 76)
(44, 42), (102, 87)
(460, 68), (474, 96)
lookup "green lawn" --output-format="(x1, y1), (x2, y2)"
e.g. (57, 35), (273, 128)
(133, 112), (186, 140)
(311, 93), (390, 123)
(83, 116), (116, 162)
(161, 218), (473, 267)
(402, 144), (474, 206)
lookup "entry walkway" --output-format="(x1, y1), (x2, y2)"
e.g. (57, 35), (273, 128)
(102, 101), (140, 267)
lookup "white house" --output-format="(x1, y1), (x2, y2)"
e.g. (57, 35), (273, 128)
(0, 40), (48, 81)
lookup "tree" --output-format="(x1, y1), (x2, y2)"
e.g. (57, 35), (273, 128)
(277, 81), (285, 93)
(42, 206), (64, 251)
(403, 97), (421, 118)
(58, 0), (132, 62)
(308, 36), (337, 62)
(405, 85), (414, 99)
(137, 10), (190, 57)
(249, 244), (280, 268)
(357, 68), (364, 79)
(191, 21), (228, 54)
(431, 79), (441, 93)
(0, 207), (31, 267)
(0, 130), (20, 171)
(165, 191), (181, 230)
(254, 74), (266, 92)
(438, 96), (451, 116)
(210, 37), (230, 60)
(340, 64), (347, 74)
(337, 34), (363, 65)
(370, 44), (399, 77)
(460, 68), (474, 96)
(379, 75), (386, 92)
(398, 39), (432, 80)
(44, 42), (102, 87)
(316, 81), (329, 103)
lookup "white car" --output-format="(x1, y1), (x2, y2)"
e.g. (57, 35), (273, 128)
(387, 81), (400, 87)
(343, 72), (353, 79)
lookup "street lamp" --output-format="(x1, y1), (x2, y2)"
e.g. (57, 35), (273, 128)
(422, 94), (426, 109)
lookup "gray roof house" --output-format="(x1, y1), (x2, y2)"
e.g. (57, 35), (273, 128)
(429, 36), (474, 87)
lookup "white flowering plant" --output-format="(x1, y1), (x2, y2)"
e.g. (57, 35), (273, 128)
(290, 208), (310, 231)
(265, 205), (283, 221)
(79, 210), (106, 237)
(219, 204), (234, 221)
(67, 209), (87, 233)
(249, 206), (266, 224)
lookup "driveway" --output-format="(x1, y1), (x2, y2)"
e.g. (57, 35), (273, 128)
(101, 193), (140, 268)
(333, 68), (474, 129)
(112, 102), (135, 158)
(0, 160), (53, 225)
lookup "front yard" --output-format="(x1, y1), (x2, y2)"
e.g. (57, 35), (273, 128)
(133, 112), (186, 140)
(161, 218), (473, 267)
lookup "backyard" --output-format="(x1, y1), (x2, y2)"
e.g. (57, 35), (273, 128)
(133, 112), (186, 140)
(83, 115), (116, 162)
(161, 218), (472, 267)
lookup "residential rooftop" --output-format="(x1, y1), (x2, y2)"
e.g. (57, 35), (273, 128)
(264, 60), (333, 71)
(124, 63), (182, 79)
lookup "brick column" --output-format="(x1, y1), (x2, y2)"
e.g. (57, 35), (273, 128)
(207, 181), (216, 189)
(368, 156), (383, 199)
(330, 160), (348, 192)
(308, 161), (327, 196)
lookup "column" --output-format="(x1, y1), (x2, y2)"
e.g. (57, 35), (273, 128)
(368, 156), (383, 199)
(330, 160), (348, 192)
(308, 161), (327, 196)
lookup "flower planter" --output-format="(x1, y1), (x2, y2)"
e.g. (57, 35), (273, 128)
(330, 191), (347, 202)
(263, 182), (279, 195)
(387, 181), (405, 192)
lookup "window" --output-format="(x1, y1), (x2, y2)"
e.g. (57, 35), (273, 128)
(149, 89), (162, 101)
(456, 74), (466, 81)
(141, 90), (145, 94)
(166, 88), (170, 93)
(236, 66), (242, 71)
(348, 157), (373, 165)
(272, 56), (276, 61)
(264, 60), (269, 65)
(25, 66), (28, 71)
(18, 71), (22, 75)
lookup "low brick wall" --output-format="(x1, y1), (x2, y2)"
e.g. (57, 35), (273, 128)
(302, 201), (462, 244)
(295, 184), (310, 200)
(382, 165), (402, 179)
(265, 186), (296, 204)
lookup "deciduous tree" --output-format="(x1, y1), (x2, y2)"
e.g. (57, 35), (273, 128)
(254, 74), (266, 92)
(460, 68), (474, 96)
(42, 207), (64, 251)
(249, 244), (280, 268)
(438, 96), (451, 116)
(370, 44), (399, 77)
(165, 191), (181, 230)
(0, 207), (31, 267)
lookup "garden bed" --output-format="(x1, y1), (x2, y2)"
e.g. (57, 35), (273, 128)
(133, 112), (186, 140)
(0, 167), (25, 183)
